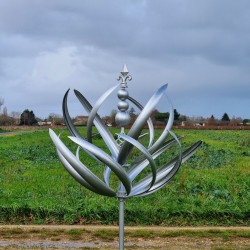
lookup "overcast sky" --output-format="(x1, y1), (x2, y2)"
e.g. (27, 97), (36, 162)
(0, 0), (249, 120)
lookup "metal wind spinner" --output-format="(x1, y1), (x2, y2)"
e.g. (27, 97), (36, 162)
(49, 65), (202, 250)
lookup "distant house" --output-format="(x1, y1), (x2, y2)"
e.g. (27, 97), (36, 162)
(38, 121), (52, 126)
(181, 121), (186, 126)
(194, 122), (205, 127)
(74, 116), (88, 126)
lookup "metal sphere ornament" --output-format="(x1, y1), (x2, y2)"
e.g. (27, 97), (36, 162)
(49, 65), (202, 250)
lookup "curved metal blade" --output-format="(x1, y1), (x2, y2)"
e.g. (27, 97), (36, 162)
(128, 137), (182, 182)
(69, 136), (132, 196)
(181, 140), (202, 164)
(74, 89), (119, 159)
(85, 85), (171, 187)
(62, 89), (82, 138)
(133, 139), (202, 197)
(118, 133), (157, 189)
(139, 140), (202, 197)
(127, 96), (154, 148)
(118, 84), (168, 165)
(130, 130), (182, 196)
(57, 149), (109, 196)
(103, 166), (112, 186)
(138, 133), (149, 140)
(63, 89), (104, 163)
(148, 95), (174, 155)
(153, 140), (202, 186)
(86, 84), (119, 143)
(49, 129), (116, 197)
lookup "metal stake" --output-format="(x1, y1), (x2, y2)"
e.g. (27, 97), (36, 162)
(119, 197), (125, 250)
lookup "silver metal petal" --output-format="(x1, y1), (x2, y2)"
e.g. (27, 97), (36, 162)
(128, 137), (182, 182)
(68, 136), (132, 195)
(131, 130), (182, 197)
(49, 129), (116, 197)
(74, 89), (119, 158)
(180, 141), (202, 164)
(57, 149), (102, 194)
(133, 138), (202, 197)
(62, 89), (82, 138)
(86, 84), (119, 143)
(118, 133), (157, 189)
(138, 141), (202, 197)
(127, 96), (154, 148)
(118, 84), (168, 165)
(148, 95), (174, 154)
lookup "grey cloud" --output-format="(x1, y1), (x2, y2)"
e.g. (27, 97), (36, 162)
(1, 0), (249, 66)
(0, 0), (249, 119)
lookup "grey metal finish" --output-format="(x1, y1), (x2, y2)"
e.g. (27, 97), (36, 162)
(86, 84), (119, 143)
(119, 198), (125, 250)
(74, 89), (119, 158)
(69, 136), (132, 195)
(127, 96), (155, 148)
(115, 66), (131, 128)
(49, 129), (116, 197)
(49, 65), (202, 250)
(117, 84), (169, 165)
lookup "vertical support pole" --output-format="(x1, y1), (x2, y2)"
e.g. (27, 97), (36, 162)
(119, 197), (125, 250)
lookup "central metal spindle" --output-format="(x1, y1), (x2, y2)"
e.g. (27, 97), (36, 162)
(115, 65), (132, 249)
(119, 197), (125, 250)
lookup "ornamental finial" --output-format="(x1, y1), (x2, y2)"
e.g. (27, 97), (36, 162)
(121, 64), (128, 75)
(115, 65), (132, 128)
(117, 64), (132, 88)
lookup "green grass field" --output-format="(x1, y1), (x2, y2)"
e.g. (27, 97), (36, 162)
(0, 128), (249, 225)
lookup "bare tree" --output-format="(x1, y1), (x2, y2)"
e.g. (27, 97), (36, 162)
(0, 97), (4, 114)
(0, 106), (15, 126)
(3, 106), (7, 116)
(230, 116), (242, 126)
(11, 111), (21, 125)
(109, 109), (117, 126)
(48, 113), (64, 125)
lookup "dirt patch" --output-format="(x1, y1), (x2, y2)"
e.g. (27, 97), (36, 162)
(0, 225), (249, 249)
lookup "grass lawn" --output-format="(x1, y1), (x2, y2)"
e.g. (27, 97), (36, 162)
(0, 127), (249, 226)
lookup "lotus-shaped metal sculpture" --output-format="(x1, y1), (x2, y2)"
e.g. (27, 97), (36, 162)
(49, 65), (201, 249)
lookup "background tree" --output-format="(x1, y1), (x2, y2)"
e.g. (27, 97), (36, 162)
(243, 119), (250, 126)
(207, 114), (216, 126)
(173, 109), (180, 125)
(154, 112), (169, 123)
(174, 109), (180, 121)
(153, 109), (180, 125)
(221, 113), (230, 121)
(221, 112), (230, 125)
(20, 109), (37, 125)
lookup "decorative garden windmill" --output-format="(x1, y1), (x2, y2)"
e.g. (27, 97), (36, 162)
(49, 65), (202, 250)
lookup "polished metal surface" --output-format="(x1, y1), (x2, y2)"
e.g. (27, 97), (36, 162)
(49, 65), (202, 249)
(115, 65), (131, 128)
